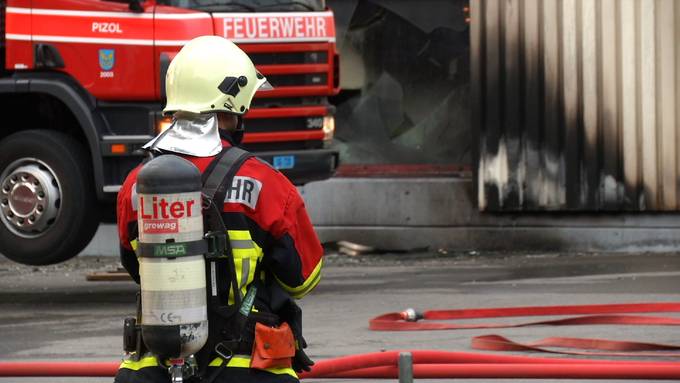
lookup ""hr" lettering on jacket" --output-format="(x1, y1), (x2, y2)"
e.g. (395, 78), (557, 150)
(225, 176), (262, 209)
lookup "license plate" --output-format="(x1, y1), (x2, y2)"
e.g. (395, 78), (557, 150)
(273, 155), (295, 170)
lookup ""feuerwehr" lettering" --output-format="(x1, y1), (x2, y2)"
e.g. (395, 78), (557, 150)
(223, 15), (327, 40)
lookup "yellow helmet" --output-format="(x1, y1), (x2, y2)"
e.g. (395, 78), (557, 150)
(163, 36), (272, 115)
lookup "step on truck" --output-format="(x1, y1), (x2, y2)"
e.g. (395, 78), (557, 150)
(0, 0), (339, 265)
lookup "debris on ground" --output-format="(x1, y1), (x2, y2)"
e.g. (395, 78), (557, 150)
(337, 240), (376, 257)
(86, 268), (132, 282)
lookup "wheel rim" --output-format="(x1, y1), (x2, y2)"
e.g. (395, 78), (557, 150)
(0, 158), (62, 239)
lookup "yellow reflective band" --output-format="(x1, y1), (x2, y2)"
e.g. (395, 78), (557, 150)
(227, 230), (253, 241)
(287, 271), (321, 299)
(230, 239), (254, 249)
(276, 258), (323, 299)
(225, 230), (263, 305)
(228, 231), (263, 258)
(245, 241), (263, 288)
(209, 355), (249, 368)
(232, 248), (256, 257)
(208, 356), (298, 377)
(230, 255), (246, 303)
(130, 239), (139, 251)
(119, 355), (160, 371)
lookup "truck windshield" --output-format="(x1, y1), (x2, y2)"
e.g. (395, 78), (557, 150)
(157, 0), (325, 12)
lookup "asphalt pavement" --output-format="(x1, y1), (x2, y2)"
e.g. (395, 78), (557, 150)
(1, 250), (680, 383)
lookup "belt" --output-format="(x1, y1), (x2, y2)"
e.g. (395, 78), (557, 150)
(215, 311), (280, 355)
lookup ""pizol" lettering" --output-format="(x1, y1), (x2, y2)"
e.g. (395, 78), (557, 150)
(92, 22), (123, 34)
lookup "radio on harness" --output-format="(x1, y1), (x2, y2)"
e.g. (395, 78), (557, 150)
(136, 155), (209, 381)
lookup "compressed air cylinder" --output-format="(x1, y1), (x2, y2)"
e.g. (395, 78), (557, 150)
(136, 155), (208, 360)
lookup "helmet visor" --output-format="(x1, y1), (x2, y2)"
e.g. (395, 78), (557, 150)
(258, 79), (274, 91)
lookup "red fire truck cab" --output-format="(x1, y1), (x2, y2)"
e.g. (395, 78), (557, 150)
(0, 0), (339, 265)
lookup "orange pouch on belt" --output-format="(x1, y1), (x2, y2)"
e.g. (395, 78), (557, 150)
(251, 322), (296, 370)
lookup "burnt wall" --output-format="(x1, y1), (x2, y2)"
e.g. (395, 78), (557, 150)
(475, 0), (680, 211)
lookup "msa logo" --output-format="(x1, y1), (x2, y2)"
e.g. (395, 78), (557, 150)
(154, 243), (187, 257)
(225, 176), (262, 209)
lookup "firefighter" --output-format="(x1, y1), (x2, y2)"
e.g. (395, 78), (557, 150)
(115, 35), (323, 383)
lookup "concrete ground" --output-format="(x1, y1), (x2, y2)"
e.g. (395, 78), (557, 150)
(1, 250), (679, 383)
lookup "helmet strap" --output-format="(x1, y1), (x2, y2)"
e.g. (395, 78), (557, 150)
(232, 116), (245, 145)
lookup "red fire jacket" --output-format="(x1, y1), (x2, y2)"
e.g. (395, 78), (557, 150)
(116, 138), (324, 301)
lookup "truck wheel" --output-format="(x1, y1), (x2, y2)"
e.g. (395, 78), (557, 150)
(0, 130), (99, 265)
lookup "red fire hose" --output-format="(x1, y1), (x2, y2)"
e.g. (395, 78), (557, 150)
(0, 362), (118, 377)
(305, 363), (680, 380)
(471, 334), (680, 357)
(3, 303), (680, 379)
(303, 349), (680, 379)
(369, 302), (680, 357)
(370, 302), (680, 331)
(2, 351), (680, 379)
(300, 350), (680, 378)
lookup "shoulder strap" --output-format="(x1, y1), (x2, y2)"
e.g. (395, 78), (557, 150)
(202, 146), (252, 204)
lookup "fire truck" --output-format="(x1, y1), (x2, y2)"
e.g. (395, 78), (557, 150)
(0, 0), (339, 265)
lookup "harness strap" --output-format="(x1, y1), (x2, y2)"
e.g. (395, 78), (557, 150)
(203, 147), (251, 311)
(197, 146), (253, 381)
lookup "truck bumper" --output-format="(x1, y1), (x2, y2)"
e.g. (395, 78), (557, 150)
(100, 145), (339, 197)
(255, 148), (339, 185)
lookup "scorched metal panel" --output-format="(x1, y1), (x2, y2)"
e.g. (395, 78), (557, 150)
(474, 0), (680, 211)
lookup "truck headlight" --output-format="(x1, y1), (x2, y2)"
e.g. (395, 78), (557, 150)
(323, 116), (335, 141)
(156, 116), (173, 135)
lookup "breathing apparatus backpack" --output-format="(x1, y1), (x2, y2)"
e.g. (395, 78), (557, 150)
(127, 147), (257, 381)
(125, 147), (311, 382)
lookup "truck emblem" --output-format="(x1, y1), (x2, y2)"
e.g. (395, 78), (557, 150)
(99, 49), (115, 71)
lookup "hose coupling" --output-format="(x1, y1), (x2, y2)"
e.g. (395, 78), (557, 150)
(401, 308), (423, 322)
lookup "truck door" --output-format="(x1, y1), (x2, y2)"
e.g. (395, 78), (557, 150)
(27, 0), (156, 101)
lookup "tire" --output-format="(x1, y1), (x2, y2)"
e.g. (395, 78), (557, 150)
(0, 130), (100, 265)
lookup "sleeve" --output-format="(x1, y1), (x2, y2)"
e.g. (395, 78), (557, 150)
(117, 169), (141, 284)
(266, 186), (324, 299)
